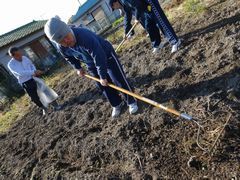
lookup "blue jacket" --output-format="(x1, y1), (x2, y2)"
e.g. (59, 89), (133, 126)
(57, 27), (114, 79)
(120, 0), (150, 20)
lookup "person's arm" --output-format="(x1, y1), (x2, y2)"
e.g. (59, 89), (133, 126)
(65, 55), (87, 77)
(134, 9), (141, 21)
(58, 46), (86, 76)
(64, 55), (87, 77)
(25, 56), (44, 76)
(76, 29), (108, 80)
(65, 56), (82, 70)
(123, 5), (134, 36)
(58, 46), (83, 70)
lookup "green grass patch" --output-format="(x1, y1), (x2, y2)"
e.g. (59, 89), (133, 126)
(0, 95), (30, 133)
(112, 17), (124, 27)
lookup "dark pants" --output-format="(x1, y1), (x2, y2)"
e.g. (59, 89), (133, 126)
(147, 0), (178, 45)
(143, 12), (161, 48)
(22, 79), (44, 108)
(88, 51), (136, 107)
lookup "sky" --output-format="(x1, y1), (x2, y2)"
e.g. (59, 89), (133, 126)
(0, 0), (87, 35)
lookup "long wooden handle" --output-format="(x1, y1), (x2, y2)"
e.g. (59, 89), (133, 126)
(84, 74), (192, 120)
(115, 22), (138, 52)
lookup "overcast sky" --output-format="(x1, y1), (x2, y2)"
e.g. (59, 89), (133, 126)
(0, 0), (87, 35)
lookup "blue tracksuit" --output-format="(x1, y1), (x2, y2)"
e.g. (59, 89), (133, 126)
(122, 1), (161, 47)
(146, 0), (179, 45)
(57, 27), (136, 107)
(122, 0), (178, 46)
(120, 0), (161, 48)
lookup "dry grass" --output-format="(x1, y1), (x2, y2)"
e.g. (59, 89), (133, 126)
(42, 65), (73, 87)
(0, 95), (30, 133)
(107, 28), (125, 46)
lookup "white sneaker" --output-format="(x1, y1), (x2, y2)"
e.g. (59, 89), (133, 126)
(129, 103), (138, 114)
(152, 47), (160, 53)
(152, 41), (166, 54)
(112, 102), (124, 118)
(171, 39), (181, 53)
(42, 109), (47, 116)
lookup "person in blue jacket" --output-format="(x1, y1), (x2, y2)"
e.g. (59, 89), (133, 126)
(115, 4), (148, 40)
(110, 0), (181, 53)
(44, 17), (138, 118)
(110, 0), (163, 53)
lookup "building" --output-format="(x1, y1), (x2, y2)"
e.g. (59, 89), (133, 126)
(0, 20), (60, 99)
(70, 0), (121, 34)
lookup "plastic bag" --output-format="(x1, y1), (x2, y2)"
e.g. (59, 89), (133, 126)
(33, 77), (58, 108)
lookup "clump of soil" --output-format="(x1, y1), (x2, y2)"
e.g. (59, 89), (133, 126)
(0, 0), (240, 179)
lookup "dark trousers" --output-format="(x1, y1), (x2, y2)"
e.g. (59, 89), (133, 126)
(22, 79), (44, 108)
(147, 0), (178, 45)
(143, 12), (161, 48)
(88, 51), (136, 107)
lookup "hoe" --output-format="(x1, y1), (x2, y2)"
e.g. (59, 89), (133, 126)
(84, 74), (192, 120)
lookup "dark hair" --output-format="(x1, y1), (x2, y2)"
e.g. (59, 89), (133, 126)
(109, 0), (118, 10)
(8, 47), (19, 56)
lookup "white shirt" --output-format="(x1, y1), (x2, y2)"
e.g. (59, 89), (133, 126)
(8, 56), (36, 84)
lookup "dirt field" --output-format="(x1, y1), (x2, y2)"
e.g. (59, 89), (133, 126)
(0, 0), (240, 179)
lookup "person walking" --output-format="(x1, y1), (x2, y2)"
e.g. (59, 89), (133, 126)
(7, 47), (62, 115)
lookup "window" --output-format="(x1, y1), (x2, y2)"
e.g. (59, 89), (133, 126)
(23, 47), (39, 62)
(40, 38), (54, 51)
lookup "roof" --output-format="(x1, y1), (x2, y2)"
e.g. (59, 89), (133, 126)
(71, 0), (101, 23)
(0, 20), (47, 48)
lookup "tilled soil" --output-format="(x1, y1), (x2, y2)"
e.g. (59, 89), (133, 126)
(0, 1), (240, 179)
